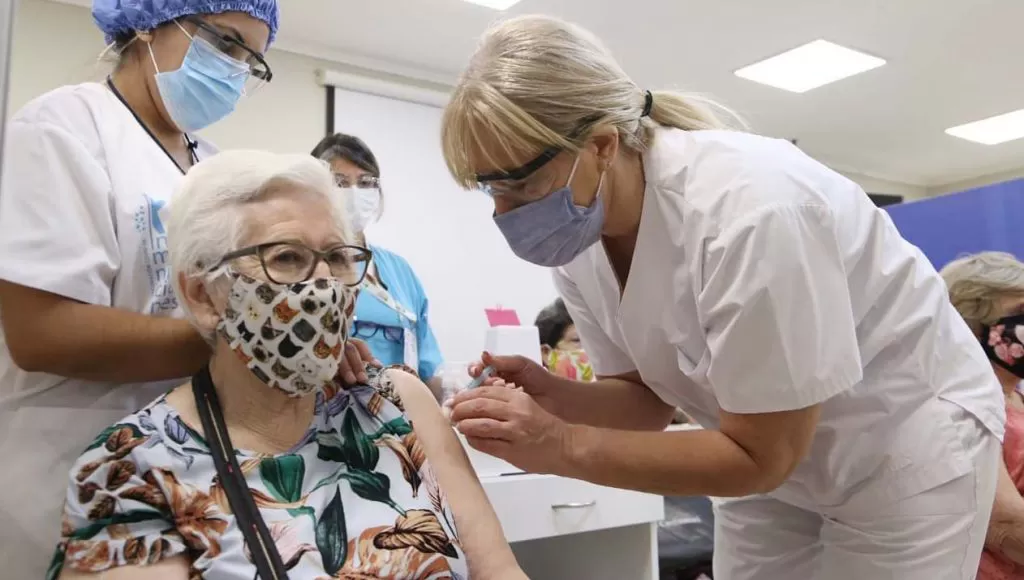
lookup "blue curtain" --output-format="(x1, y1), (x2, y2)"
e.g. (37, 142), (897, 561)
(885, 178), (1024, 270)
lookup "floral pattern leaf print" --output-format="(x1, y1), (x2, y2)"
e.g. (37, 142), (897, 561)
(341, 407), (380, 471)
(374, 509), (458, 558)
(260, 454), (306, 503)
(315, 488), (348, 575)
(53, 375), (468, 579)
(154, 468), (229, 558)
(377, 433), (425, 497)
(332, 526), (458, 579)
(246, 520), (316, 571)
(83, 423), (144, 454)
(343, 469), (398, 509)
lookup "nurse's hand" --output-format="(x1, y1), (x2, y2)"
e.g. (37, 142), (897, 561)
(450, 386), (571, 475)
(468, 352), (560, 415)
(338, 338), (381, 385)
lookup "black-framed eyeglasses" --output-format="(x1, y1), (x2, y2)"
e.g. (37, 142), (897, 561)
(474, 115), (601, 196)
(334, 174), (380, 189)
(210, 242), (372, 286)
(352, 320), (404, 343)
(184, 16), (273, 90)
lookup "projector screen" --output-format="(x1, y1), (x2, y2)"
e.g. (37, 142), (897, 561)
(328, 85), (558, 364)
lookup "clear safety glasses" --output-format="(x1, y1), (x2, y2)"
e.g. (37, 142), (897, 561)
(334, 174), (380, 190)
(183, 16), (273, 95)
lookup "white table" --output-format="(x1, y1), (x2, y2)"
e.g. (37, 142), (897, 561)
(464, 435), (665, 579)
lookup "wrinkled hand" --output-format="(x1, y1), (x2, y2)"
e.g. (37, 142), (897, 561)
(450, 386), (571, 475)
(338, 338), (381, 385)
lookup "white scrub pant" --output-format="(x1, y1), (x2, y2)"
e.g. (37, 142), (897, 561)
(713, 409), (1000, 580)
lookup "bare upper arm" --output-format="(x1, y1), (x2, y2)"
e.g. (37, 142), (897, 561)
(58, 555), (190, 580)
(718, 404), (821, 492)
(387, 369), (492, 502)
(386, 370), (525, 579)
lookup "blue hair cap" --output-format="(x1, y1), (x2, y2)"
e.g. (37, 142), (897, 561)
(93, 0), (279, 47)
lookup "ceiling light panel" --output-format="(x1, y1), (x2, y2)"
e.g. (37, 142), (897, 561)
(461, 0), (522, 9)
(945, 109), (1024, 145)
(734, 39), (886, 93)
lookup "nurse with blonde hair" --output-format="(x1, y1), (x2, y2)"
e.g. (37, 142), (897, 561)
(441, 14), (1004, 580)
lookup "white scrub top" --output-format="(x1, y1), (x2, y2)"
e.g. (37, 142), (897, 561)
(557, 127), (1004, 512)
(0, 82), (215, 575)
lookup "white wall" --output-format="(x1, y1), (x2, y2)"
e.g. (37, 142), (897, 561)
(331, 87), (557, 364)
(7, 0), (327, 154)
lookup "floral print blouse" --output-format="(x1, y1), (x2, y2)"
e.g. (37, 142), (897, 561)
(49, 370), (469, 579)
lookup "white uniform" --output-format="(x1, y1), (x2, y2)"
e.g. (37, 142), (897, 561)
(556, 128), (1004, 579)
(0, 82), (215, 578)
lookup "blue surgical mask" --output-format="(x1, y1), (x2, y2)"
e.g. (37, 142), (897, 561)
(149, 25), (249, 133)
(493, 156), (606, 267)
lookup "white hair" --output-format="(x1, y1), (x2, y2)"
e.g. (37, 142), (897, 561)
(940, 251), (1024, 329)
(163, 150), (350, 332)
(441, 14), (744, 187)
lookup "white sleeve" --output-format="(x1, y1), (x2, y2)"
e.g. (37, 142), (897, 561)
(0, 119), (118, 305)
(552, 268), (636, 376)
(698, 204), (862, 414)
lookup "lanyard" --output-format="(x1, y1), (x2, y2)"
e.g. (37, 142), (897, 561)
(106, 77), (199, 173)
(360, 278), (417, 324)
(360, 279), (419, 368)
(191, 366), (288, 580)
(361, 269), (420, 369)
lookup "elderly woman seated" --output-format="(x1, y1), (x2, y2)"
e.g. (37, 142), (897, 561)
(942, 252), (1024, 580)
(50, 151), (526, 580)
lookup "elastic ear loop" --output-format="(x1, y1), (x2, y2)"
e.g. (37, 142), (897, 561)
(142, 21), (196, 74)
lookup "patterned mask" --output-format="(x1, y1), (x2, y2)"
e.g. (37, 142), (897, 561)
(983, 313), (1024, 380)
(218, 274), (356, 396)
(545, 349), (594, 382)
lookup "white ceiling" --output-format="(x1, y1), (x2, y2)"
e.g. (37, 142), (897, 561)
(55, 0), (1024, 189)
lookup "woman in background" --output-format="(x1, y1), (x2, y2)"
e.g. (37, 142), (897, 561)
(535, 298), (593, 381)
(312, 133), (445, 400)
(942, 252), (1024, 580)
(0, 1), (292, 576)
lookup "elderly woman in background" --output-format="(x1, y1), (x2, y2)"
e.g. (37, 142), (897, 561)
(942, 252), (1024, 580)
(50, 151), (525, 580)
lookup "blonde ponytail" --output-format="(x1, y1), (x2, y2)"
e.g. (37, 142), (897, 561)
(645, 90), (743, 132)
(441, 14), (743, 189)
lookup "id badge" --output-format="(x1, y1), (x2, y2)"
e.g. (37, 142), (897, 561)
(402, 321), (419, 370)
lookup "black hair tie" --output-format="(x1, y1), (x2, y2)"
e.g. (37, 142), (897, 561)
(641, 90), (654, 118)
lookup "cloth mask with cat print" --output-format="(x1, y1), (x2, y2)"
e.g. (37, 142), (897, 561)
(218, 274), (356, 396)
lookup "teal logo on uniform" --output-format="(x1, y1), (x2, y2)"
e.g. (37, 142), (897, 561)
(134, 196), (177, 314)
(149, 199), (166, 234)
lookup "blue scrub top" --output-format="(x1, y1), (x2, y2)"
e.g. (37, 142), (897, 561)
(354, 244), (443, 381)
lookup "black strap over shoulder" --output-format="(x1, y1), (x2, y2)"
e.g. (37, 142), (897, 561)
(191, 366), (288, 579)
